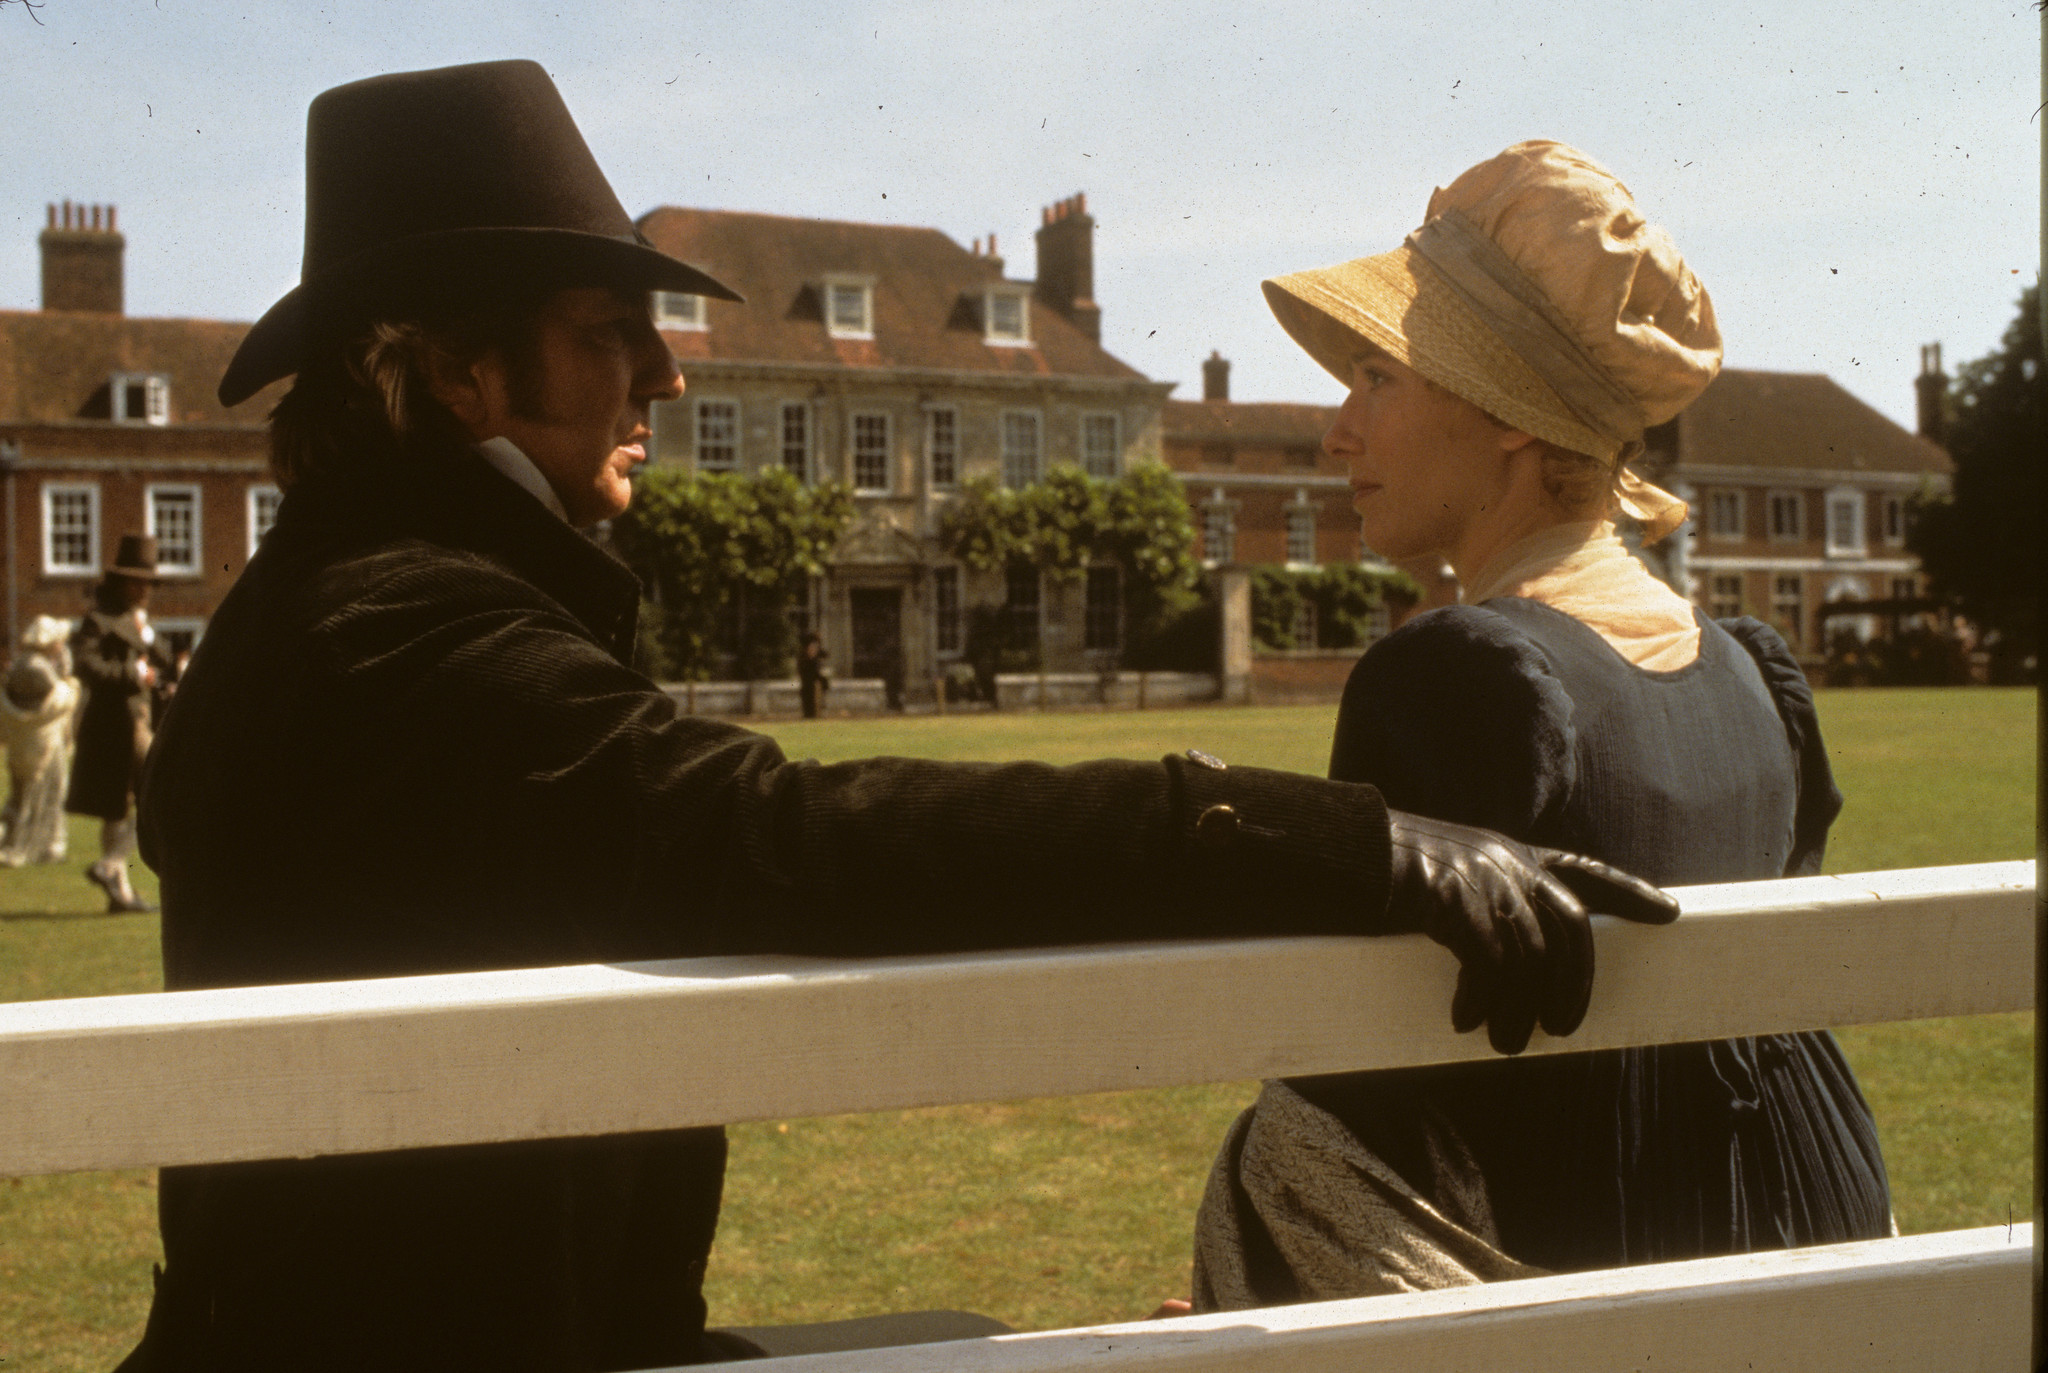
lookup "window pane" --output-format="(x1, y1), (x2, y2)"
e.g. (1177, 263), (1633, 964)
(933, 566), (961, 655)
(781, 403), (809, 481)
(1005, 564), (1040, 651)
(697, 401), (738, 471)
(927, 409), (958, 487)
(655, 292), (702, 326)
(1082, 414), (1118, 478)
(853, 413), (890, 492)
(1202, 506), (1233, 563)
(45, 487), (95, 572)
(1286, 508), (1316, 564)
(1772, 574), (1805, 647)
(150, 489), (198, 571)
(989, 292), (1024, 339)
(1290, 599), (1318, 650)
(249, 485), (283, 556)
(830, 283), (868, 332)
(1084, 565), (1120, 651)
(1001, 412), (1040, 488)
(1710, 574), (1742, 619)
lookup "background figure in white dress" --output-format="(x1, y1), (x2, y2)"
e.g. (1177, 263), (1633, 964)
(0, 615), (81, 866)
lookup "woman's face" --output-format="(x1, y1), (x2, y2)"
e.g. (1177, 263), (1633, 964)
(1324, 347), (1519, 564)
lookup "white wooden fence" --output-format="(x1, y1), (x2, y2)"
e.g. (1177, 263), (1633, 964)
(1, 860), (2034, 1369)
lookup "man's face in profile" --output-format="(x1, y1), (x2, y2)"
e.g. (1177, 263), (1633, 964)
(458, 286), (684, 526)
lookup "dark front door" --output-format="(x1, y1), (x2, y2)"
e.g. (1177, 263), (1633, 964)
(849, 587), (904, 690)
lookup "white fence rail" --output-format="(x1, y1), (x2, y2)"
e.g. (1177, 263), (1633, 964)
(1, 860), (2034, 1368)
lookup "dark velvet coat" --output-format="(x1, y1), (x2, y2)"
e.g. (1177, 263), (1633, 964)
(67, 603), (171, 821)
(124, 431), (1398, 1371)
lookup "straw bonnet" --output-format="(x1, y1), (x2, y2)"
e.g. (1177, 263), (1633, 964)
(1262, 140), (1720, 541)
(220, 60), (742, 407)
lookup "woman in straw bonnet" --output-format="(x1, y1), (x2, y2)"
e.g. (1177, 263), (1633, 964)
(0, 614), (80, 867)
(1189, 142), (1893, 1308)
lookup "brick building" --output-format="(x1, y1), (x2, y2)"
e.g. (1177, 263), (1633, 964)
(1654, 363), (1952, 657)
(633, 194), (1172, 694)
(0, 203), (284, 658)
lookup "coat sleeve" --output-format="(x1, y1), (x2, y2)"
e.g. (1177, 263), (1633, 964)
(294, 552), (1396, 963)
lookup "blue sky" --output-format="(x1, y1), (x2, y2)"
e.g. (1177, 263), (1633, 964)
(1, 0), (2036, 428)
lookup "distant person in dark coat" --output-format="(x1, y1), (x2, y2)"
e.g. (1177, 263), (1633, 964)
(796, 631), (829, 718)
(67, 533), (172, 912)
(122, 62), (1676, 1372)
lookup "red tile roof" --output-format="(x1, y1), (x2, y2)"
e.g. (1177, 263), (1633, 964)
(635, 207), (1146, 380)
(1162, 399), (1337, 445)
(1676, 369), (1950, 476)
(0, 310), (279, 426)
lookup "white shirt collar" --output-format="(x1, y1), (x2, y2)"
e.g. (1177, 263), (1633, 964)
(474, 436), (570, 524)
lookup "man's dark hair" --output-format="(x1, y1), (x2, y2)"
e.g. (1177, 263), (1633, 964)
(264, 262), (578, 489)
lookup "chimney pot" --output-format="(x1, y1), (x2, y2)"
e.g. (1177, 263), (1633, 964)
(1913, 341), (1947, 444)
(39, 196), (126, 313)
(1203, 351), (1232, 402)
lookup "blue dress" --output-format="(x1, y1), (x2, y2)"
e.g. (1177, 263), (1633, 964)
(1289, 599), (1892, 1272)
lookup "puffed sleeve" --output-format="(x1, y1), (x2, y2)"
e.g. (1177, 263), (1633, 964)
(1328, 605), (1577, 840)
(1717, 617), (1843, 876)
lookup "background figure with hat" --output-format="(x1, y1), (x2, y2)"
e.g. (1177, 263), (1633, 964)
(67, 533), (173, 912)
(126, 64), (1676, 1369)
(1187, 141), (1892, 1311)
(0, 614), (81, 866)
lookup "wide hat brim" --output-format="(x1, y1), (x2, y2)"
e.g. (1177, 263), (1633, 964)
(220, 226), (739, 407)
(219, 59), (744, 408)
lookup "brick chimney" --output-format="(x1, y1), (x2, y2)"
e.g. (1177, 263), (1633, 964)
(1033, 192), (1099, 343)
(1202, 350), (1231, 402)
(1914, 342), (1946, 444)
(41, 201), (124, 314)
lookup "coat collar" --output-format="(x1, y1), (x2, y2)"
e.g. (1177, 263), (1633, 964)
(288, 436), (643, 662)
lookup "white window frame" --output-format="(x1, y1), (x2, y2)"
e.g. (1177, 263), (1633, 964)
(1083, 564), (1122, 653)
(41, 481), (99, 576)
(1080, 412), (1120, 479)
(823, 276), (874, 339)
(1289, 598), (1318, 651)
(111, 371), (170, 426)
(1706, 489), (1744, 541)
(694, 398), (740, 473)
(780, 402), (812, 483)
(984, 288), (1030, 346)
(1285, 498), (1317, 568)
(246, 483), (283, 559)
(1000, 409), (1042, 489)
(1825, 488), (1867, 558)
(1767, 489), (1804, 542)
(146, 482), (203, 577)
(851, 411), (892, 495)
(652, 291), (706, 330)
(931, 564), (963, 658)
(1201, 489), (1236, 566)
(925, 407), (959, 489)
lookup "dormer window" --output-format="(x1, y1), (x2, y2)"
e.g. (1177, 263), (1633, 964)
(824, 277), (873, 339)
(984, 288), (1029, 345)
(653, 291), (705, 330)
(111, 372), (169, 426)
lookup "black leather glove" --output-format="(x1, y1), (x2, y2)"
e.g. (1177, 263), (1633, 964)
(1385, 810), (1680, 1055)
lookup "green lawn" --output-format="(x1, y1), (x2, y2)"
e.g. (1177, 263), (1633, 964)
(0, 688), (2033, 1368)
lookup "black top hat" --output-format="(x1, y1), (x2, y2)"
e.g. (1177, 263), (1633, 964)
(106, 534), (161, 582)
(219, 59), (741, 407)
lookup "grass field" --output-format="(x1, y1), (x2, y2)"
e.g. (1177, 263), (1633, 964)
(0, 688), (2033, 1369)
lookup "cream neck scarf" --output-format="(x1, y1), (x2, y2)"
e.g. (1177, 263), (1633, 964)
(1464, 520), (1700, 671)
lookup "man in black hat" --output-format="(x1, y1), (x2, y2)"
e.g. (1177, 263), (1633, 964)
(68, 532), (172, 913)
(127, 60), (1677, 1369)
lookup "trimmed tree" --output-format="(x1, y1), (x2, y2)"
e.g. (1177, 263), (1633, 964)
(612, 468), (853, 681)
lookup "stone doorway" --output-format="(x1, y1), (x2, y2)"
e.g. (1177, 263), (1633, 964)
(849, 586), (905, 708)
